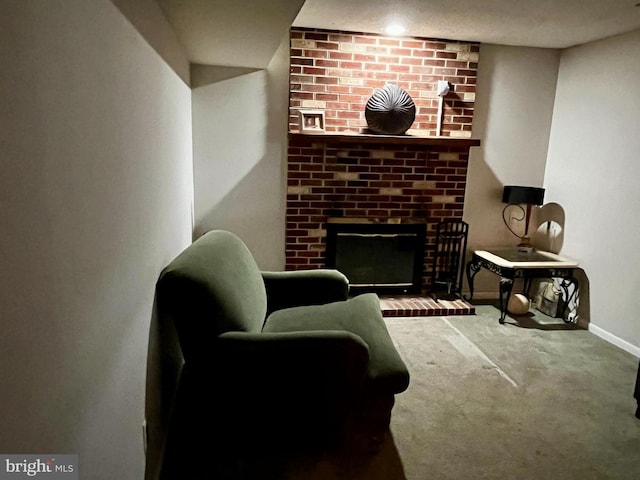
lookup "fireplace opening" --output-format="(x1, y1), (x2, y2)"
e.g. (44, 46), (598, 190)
(325, 221), (427, 294)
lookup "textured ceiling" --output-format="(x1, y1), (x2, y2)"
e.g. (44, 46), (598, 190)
(155, 0), (640, 68)
(294, 0), (640, 49)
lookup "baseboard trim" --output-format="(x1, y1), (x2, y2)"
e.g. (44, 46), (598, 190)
(585, 322), (640, 358)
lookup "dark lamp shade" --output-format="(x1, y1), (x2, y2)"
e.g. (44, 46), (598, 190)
(502, 186), (545, 205)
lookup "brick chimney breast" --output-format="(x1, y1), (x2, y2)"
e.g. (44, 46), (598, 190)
(286, 28), (479, 292)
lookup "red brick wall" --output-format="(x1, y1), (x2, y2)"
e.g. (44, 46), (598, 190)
(289, 28), (479, 137)
(285, 29), (480, 292)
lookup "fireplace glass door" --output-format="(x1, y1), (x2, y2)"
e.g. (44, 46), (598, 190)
(326, 222), (426, 294)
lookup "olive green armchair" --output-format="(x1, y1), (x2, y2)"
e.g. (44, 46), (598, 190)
(155, 230), (409, 474)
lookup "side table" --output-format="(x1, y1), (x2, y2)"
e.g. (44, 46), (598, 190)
(466, 248), (579, 324)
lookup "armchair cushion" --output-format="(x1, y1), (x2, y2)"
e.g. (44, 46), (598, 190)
(264, 293), (410, 395)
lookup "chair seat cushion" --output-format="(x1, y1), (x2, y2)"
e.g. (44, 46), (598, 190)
(263, 293), (410, 395)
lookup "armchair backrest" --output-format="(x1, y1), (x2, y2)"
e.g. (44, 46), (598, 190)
(156, 230), (268, 362)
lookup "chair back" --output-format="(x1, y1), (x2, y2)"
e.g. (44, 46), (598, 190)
(430, 220), (469, 296)
(156, 230), (268, 362)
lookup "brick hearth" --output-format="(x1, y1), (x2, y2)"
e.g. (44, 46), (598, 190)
(379, 295), (475, 317)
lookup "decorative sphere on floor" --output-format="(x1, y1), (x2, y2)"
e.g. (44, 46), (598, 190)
(507, 293), (530, 315)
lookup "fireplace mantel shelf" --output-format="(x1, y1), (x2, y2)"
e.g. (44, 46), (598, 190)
(289, 131), (481, 148)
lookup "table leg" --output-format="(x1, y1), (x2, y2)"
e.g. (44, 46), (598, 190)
(498, 278), (514, 324)
(465, 260), (481, 301)
(634, 359), (640, 419)
(523, 277), (533, 297)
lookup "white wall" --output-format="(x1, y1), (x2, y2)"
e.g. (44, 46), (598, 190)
(0, 1), (193, 478)
(544, 29), (640, 354)
(464, 44), (560, 296)
(191, 34), (290, 270)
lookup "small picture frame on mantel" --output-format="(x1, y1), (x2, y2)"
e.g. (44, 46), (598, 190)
(299, 110), (325, 133)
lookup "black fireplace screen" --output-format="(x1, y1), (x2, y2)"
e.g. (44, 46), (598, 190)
(325, 222), (426, 294)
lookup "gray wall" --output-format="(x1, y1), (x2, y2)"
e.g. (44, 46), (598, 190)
(464, 44), (560, 296)
(0, 1), (194, 477)
(191, 35), (290, 270)
(544, 29), (640, 355)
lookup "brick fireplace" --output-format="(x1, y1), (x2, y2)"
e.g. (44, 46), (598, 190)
(286, 28), (480, 293)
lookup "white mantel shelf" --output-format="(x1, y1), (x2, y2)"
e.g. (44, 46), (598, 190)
(289, 131), (481, 148)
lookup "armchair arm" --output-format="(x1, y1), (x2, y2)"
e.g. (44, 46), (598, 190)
(216, 330), (368, 385)
(211, 330), (369, 444)
(261, 269), (349, 314)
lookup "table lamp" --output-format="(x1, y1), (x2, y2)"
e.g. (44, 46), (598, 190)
(502, 186), (545, 252)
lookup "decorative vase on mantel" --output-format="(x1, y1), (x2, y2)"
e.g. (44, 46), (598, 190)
(365, 83), (416, 135)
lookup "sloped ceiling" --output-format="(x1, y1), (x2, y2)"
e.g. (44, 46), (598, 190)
(156, 0), (305, 68)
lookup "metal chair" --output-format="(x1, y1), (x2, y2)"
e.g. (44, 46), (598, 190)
(430, 220), (469, 301)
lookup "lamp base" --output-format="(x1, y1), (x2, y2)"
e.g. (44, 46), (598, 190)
(517, 236), (533, 254)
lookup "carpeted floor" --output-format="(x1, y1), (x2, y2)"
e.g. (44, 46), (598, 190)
(211, 304), (640, 479)
(386, 306), (640, 480)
